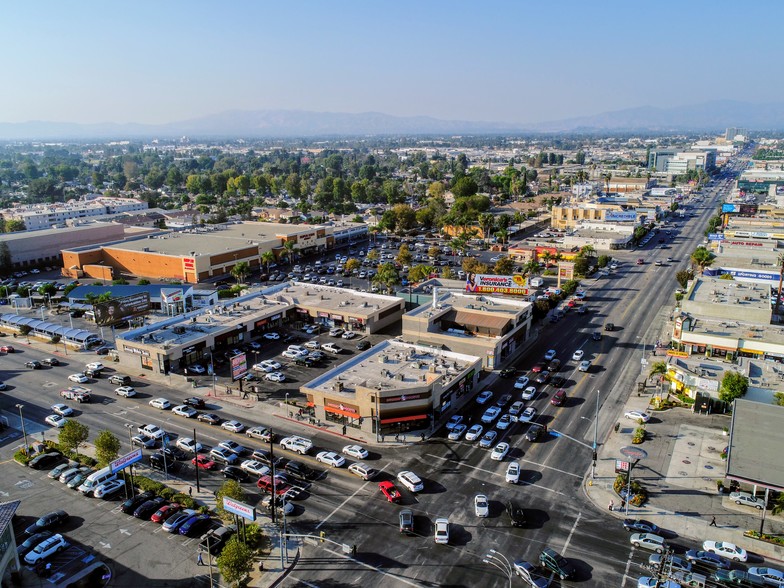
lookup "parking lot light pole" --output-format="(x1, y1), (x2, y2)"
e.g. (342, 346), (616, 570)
(15, 404), (28, 454)
(484, 550), (512, 588)
(124, 424), (136, 498)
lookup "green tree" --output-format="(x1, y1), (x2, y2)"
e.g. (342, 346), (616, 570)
(774, 392), (784, 407)
(396, 244), (413, 266)
(372, 262), (401, 294)
(675, 269), (694, 289)
(217, 536), (253, 586)
(0, 241), (10, 268)
(94, 430), (121, 467)
(281, 241), (297, 266)
(344, 258), (361, 274)
(690, 247), (714, 272)
(408, 265), (436, 283)
(441, 266), (455, 279)
(261, 251), (276, 274)
(719, 371), (749, 404)
(597, 255), (611, 268)
(58, 420), (89, 453)
(649, 361), (668, 380)
(451, 176), (478, 198)
(366, 249), (380, 263)
(215, 480), (245, 521)
(494, 257), (515, 275)
(231, 261), (251, 284)
(573, 256), (590, 276)
(428, 245), (441, 259)
(137, 279), (151, 285)
(38, 283), (57, 297)
(4, 219), (25, 232)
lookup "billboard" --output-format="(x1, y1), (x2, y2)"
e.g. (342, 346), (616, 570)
(94, 292), (151, 326)
(466, 273), (527, 295)
(110, 449), (143, 473)
(231, 353), (248, 381)
(161, 288), (184, 305)
(707, 233), (725, 241)
(223, 497), (256, 521)
(604, 211), (637, 222)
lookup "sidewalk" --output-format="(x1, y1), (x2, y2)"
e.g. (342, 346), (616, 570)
(584, 361), (784, 562)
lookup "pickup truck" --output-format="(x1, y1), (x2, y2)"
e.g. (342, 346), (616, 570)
(321, 343), (342, 354)
(279, 436), (313, 455)
(60, 387), (91, 403)
(138, 424), (166, 440)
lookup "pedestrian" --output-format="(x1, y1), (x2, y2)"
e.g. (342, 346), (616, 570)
(189, 486), (193, 497)
(259, 561), (264, 572)
(197, 551), (203, 566)
(620, 499), (626, 510)
(608, 500), (614, 511)
(710, 516), (717, 527)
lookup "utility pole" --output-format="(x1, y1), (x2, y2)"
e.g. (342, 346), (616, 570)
(193, 427), (201, 493)
(269, 431), (276, 525)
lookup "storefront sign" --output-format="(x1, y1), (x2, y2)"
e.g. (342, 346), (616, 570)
(331, 314), (344, 321)
(615, 460), (630, 474)
(297, 308), (309, 314)
(270, 314), (281, 320)
(318, 312), (330, 318)
(123, 345), (150, 357)
(726, 241), (764, 247)
(223, 497), (256, 522)
(230, 353), (248, 381)
(348, 317), (365, 324)
(381, 393), (427, 404)
(666, 350), (689, 358)
(708, 233), (725, 241)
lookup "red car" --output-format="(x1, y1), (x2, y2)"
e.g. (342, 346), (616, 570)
(0, 345), (14, 353)
(192, 455), (217, 470)
(531, 362), (547, 374)
(551, 389), (566, 406)
(379, 481), (401, 503)
(257, 475), (290, 495)
(151, 503), (181, 523)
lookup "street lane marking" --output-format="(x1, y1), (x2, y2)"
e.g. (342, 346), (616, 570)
(321, 545), (423, 588)
(315, 462), (389, 530)
(562, 510), (580, 554)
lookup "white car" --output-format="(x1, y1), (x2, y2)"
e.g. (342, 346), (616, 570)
(93, 478), (126, 499)
(625, 410), (651, 423)
(342, 445), (368, 459)
(544, 349), (556, 361)
(176, 437), (202, 453)
(240, 460), (270, 477)
(491, 442), (510, 461)
(114, 386), (137, 398)
(341, 331), (357, 339)
(506, 462), (520, 484)
(434, 518), (449, 544)
(188, 364), (206, 374)
(282, 350), (307, 360)
(45, 414), (67, 428)
(329, 328), (344, 337)
(316, 451), (346, 468)
(465, 424), (484, 442)
(51, 404), (73, 417)
(397, 471), (424, 492)
(481, 406), (501, 424)
(476, 390), (493, 404)
(262, 332), (280, 340)
(265, 372), (286, 383)
(132, 435), (156, 449)
(572, 350), (585, 361)
(252, 362), (274, 372)
(702, 540), (747, 562)
(729, 491), (766, 510)
(630, 532), (666, 553)
(496, 414), (513, 430)
(578, 360), (591, 372)
(521, 386), (537, 401)
(748, 567), (784, 587)
(172, 405), (198, 418)
(637, 578), (679, 588)
(217, 440), (246, 455)
(519, 407), (537, 423)
(221, 420), (245, 433)
(149, 398), (172, 410)
(474, 494), (489, 517)
(514, 376), (530, 390)
(304, 341), (321, 350)
(448, 424), (467, 440)
(445, 415), (463, 431)
(68, 373), (89, 383)
(85, 362), (104, 371)
(24, 534), (67, 564)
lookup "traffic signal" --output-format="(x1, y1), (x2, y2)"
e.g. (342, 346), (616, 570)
(319, 531), (326, 543)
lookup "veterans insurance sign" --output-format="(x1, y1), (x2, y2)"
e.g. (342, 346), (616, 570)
(466, 273), (528, 295)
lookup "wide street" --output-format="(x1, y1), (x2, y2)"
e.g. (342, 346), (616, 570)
(1, 165), (762, 587)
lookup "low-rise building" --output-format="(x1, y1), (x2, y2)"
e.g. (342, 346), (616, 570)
(2, 197), (148, 231)
(401, 289), (533, 370)
(300, 339), (482, 438)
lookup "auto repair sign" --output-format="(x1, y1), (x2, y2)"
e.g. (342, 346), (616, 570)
(466, 273), (528, 295)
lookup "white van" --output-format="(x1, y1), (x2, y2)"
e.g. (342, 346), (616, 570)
(529, 277), (544, 287)
(78, 466), (117, 495)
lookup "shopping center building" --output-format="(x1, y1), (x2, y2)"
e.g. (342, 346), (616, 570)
(300, 339), (482, 438)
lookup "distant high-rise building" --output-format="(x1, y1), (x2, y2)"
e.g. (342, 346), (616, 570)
(725, 127), (748, 141)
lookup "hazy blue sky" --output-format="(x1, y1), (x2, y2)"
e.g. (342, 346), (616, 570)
(2, 0), (779, 125)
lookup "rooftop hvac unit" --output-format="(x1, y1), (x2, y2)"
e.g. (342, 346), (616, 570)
(397, 374), (405, 381)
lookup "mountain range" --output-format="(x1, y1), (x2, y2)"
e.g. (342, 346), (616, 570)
(0, 100), (781, 140)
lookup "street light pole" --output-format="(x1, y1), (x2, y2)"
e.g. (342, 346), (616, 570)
(593, 389), (600, 479)
(16, 404), (28, 454)
(484, 550), (513, 588)
(124, 424), (136, 498)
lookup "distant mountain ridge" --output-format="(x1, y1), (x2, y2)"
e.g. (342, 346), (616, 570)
(1, 100), (782, 139)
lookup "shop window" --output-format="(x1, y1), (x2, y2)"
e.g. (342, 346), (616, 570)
(141, 355), (153, 371)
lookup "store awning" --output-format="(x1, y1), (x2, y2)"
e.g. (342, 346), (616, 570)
(380, 414), (428, 425)
(324, 406), (359, 419)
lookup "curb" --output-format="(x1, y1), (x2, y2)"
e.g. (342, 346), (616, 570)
(267, 547), (300, 588)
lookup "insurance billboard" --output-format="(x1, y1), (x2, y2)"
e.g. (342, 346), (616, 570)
(231, 353), (248, 381)
(466, 273), (528, 295)
(93, 292), (151, 326)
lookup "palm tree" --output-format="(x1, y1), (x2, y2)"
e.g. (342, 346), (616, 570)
(523, 260), (541, 276)
(261, 251), (276, 275)
(372, 262), (401, 294)
(231, 261), (250, 284)
(281, 241), (297, 266)
(690, 247), (714, 273)
(541, 251), (553, 267)
(495, 228), (509, 246)
(580, 245), (596, 259)
(478, 213), (495, 243)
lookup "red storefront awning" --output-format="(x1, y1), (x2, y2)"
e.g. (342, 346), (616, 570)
(324, 406), (359, 418)
(380, 414), (428, 425)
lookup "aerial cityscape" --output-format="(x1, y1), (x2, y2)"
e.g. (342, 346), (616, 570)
(1, 2), (784, 588)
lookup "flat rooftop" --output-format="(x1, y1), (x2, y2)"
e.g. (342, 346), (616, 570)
(727, 399), (784, 490)
(304, 339), (479, 394)
(687, 276), (772, 313)
(266, 281), (402, 315)
(407, 290), (530, 320)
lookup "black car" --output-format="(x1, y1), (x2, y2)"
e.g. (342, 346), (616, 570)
(356, 341), (371, 351)
(592, 332), (602, 341)
(133, 497), (167, 519)
(507, 501), (526, 527)
(399, 509), (414, 535)
(121, 491), (155, 515)
(198, 525), (236, 555)
(28, 452), (63, 470)
(25, 360), (42, 369)
(684, 549), (731, 570)
(622, 518), (661, 534)
(158, 447), (188, 461)
(222, 466), (249, 482)
(183, 396), (206, 409)
(17, 531), (54, 558)
(525, 424), (544, 442)
(499, 368), (516, 378)
(294, 357), (317, 368)
(284, 460), (314, 480)
(24, 510), (69, 535)
(150, 453), (178, 472)
(41, 357), (60, 366)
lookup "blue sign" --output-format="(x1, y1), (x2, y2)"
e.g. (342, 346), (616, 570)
(605, 211), (638, 222)
(708, 233), (725, 241)
(722, 203), (739, 213)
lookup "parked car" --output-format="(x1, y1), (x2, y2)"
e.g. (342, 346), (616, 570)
(24, 511), (69, 536)
(24, 534), (67, 565)
(729, 491), (766, 510)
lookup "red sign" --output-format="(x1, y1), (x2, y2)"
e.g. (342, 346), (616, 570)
(184, 258), (195, 270)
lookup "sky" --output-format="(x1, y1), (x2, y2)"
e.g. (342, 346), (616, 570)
(2, 0), (781, 126)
